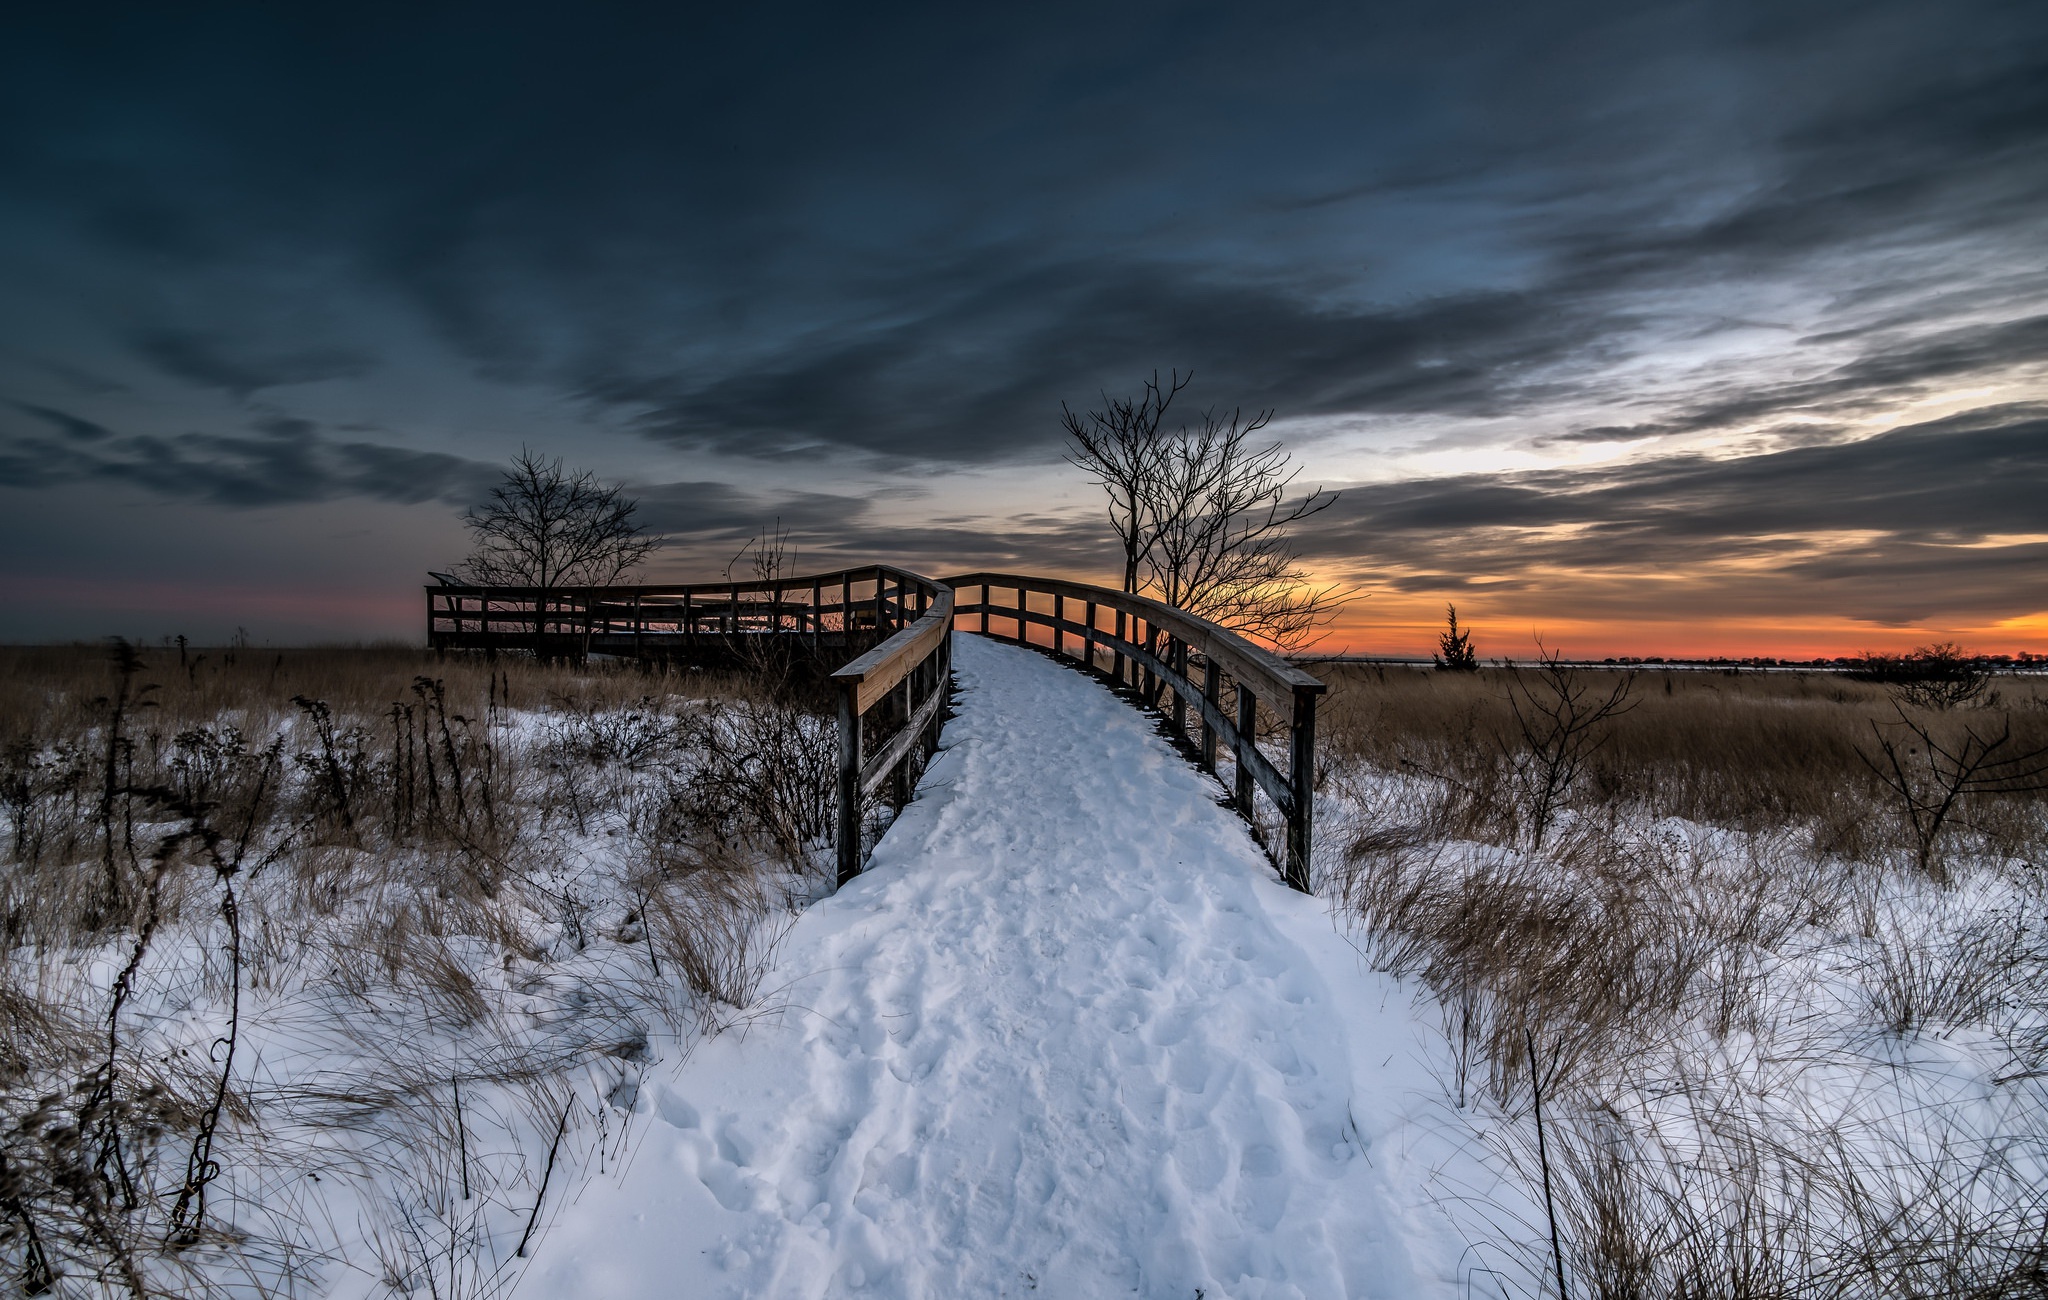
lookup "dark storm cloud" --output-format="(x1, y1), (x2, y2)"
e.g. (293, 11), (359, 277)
(629, 479), (1110, 577)
(4, 2), (2040, 473)
(14, 402), (113, 442)
(0, 404), (490, 507)
(130, 329), (376, 399)
(587, 265), (1603, 462)
(1305, 404), (2048, 623)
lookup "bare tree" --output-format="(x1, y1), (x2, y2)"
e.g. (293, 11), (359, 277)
(1142, 405), (1344, 650)
(1062, 371), (1348, 650)
(1060, 371), (1188, 594)
(459, 449), (657, 656)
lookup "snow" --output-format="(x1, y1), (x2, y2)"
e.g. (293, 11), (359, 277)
(530, 634), (1489, 1300)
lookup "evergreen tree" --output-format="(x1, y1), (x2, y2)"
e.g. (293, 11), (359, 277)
(1434, 603), (1478, 671)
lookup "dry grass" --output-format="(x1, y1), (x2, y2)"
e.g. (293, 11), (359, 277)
(1317, 663), (2048, 860)
(0, 641), (834, 1297)
(1321, 663), (2048, 1298)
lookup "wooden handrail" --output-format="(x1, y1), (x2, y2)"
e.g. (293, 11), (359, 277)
(833, 587), (955, 713)
(942, 572), (1324, 892)
(830, 584), (955, 884)
(942, 572), (1323, 726)
(421, 564), (937, 603)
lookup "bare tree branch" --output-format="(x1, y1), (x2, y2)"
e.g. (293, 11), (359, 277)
(1060, 371), (1188, 594)
(458, 449), (658, 659)
(1063, 372), (1352, 651)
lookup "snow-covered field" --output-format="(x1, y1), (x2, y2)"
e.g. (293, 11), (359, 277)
(3, 637), (2043, 1298)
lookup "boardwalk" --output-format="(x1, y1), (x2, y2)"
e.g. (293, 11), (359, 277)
(530, 635), (1480, 1299)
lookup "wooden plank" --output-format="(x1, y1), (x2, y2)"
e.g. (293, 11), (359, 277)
(1201, 656), (1219, 772)
(859, 667), (949, 797)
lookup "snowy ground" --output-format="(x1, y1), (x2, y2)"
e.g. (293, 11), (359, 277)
(530, 634), (1504, 1300)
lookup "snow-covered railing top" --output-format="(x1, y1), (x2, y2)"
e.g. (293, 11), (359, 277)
(426, 566), (1324, 893)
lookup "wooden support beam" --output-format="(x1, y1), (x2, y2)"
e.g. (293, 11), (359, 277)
(1235, 687), (1257, 819)
(1171, 638), (1188, 740)
(1200, 656), (1219, 773)
(1286, 685), (1317, 893)
(837, 682), (862, 885)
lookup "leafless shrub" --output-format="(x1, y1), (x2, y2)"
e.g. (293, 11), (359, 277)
(1852, 642), (1993, 712)
(1859, 707), (2048, 879)
(655, 690), (836, 876)
(1503, 647), (1637, 849)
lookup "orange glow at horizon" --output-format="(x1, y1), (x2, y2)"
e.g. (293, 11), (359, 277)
(1016, 561), (2048, 662)
(1308, 594), (2048, 661)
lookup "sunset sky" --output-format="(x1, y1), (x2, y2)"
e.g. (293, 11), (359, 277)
(2, 3), (2043, 656)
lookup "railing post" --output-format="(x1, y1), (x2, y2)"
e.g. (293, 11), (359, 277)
(892, 674), (912, 806)
(1084, 600), (1097, 673)
(1114, 609), (1127, 685)
(1141, 618), (1157, 704)
(925, 644), (945, 758)
(1200, 657), (1219, 773)
(811, 579), (823, 655)
(1234, 686), (1257, 818)
(980, 582), (990, 634)
(837, 681), (863, 886)
(873, 567), (887, 634)
(1015, 585), (1027, 644)
(1054, 592), (1064, 658)
(1286, 685), (1317, 893)
(1171, 638), (1188, 740)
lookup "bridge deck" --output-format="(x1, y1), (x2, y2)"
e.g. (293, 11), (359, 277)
(531, 635), (1474, 1298)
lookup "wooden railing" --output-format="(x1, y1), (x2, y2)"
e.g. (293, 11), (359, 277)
(830, 581), (955, 884)
(944, 572), (1326, 892)
(426, 567), (1325, 892)
(426, 566), (935, 656)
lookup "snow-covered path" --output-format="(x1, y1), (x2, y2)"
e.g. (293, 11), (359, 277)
(534, 635), (1476, 1299)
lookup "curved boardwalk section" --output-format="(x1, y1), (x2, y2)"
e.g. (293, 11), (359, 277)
(535, 635), (1470, 1299)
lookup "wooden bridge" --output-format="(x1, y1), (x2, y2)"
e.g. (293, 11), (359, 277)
(426, 567), (1325, 893)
